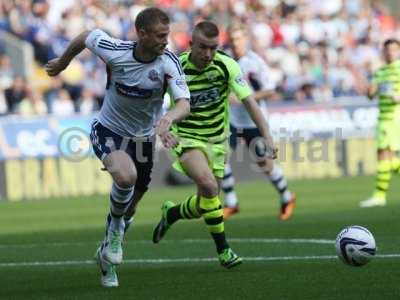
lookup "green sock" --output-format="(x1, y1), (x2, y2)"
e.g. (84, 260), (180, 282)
(167, 195), (201, 224)
(392, 156), (400, 174)
(199, 195), (229, 253)
(372, 160), (392, 200)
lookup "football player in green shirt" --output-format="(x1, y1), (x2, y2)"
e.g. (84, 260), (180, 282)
(360, 39), (400, 207)
(151, 21), (277, 268)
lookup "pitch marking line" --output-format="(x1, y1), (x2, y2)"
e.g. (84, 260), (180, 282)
(0, 238), (334, 249)
(0, 254), (399, 268)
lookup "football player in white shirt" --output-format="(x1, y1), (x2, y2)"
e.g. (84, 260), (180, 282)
(222, 23), (296, 220)
(45, 7), (190, 287)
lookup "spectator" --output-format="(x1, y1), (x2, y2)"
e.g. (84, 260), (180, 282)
(51, 88), (74, 116)
(5, 76), (26, 113)
(0, 54), (14, 89)
(78, 88), (98, 115)
(18, 88), (47, 116)
(0, 87), (7, 114)
(0, 0), (398, 109)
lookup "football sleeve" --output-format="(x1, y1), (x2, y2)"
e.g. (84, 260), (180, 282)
(164, 51), (190, 101)
(85, 29), (132, 64)
(226, 57), (253, 101)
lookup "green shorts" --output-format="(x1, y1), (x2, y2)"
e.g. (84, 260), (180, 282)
(172, 138), (228, 178)
(376, 120), (400, 151)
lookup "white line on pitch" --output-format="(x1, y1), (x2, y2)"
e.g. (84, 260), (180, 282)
(0, 254), (399, 268)
(0, 238), (334, 249)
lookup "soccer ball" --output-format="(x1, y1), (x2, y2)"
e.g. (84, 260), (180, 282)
(335, 225), (376, 266)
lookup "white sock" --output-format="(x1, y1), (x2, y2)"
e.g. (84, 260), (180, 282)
(224, 191), (238, 207)
(110, 215), (124, 232)
(267, 164), (292, 203)
(222, 163), (239, 207)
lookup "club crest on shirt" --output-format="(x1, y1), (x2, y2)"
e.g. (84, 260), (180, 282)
(235, 75), (246, 86)
(148, 69), (160, 81)
(206, 71), (218, 81)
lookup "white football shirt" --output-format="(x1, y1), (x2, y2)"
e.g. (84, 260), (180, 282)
(229, 50), (273, 128)
(85, 29), (190, 137)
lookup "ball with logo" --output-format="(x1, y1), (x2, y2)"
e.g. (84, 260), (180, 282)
(335, 225), (376, 266)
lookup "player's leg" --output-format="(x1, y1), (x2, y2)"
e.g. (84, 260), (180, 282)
(101, 150), (136, 264)
(94, 243), (119, 287)
(247, 129), (295, 220)
(181, 149), (241, 268)
(361, 149), (392, 207)
(153, 148), (242, 268)
(222, 125), (240, 218)
(90, 121), (136, 265)
(90, 121), (136, 286)
(391, 121), (400, 174)
(153, 149), (211, 243)
(122, 189), (145, 233)
(123, 137), (155, 233)
(361, 121), (395, 207)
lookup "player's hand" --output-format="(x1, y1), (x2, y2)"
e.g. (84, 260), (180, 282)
(392, 94), (400, 103)
(155, 115), (173, 136)
(265, 139), (278, 159)
(159, 132), (179, 149)
(45, 58), (68, 77)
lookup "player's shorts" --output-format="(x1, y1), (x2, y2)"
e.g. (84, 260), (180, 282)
(172, 137), (228, 178)
(376, 120), (400, 151)
(90, 119), (154, 192)
(230, 125), (269, 159)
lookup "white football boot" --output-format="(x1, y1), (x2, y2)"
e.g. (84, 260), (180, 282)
(102, 220), (124, 265)
(95, 245), (119, 288)
(359, 196), (386, 208)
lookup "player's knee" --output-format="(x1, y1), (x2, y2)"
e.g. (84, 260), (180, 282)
(114, 172), (136, 188)
(197, 174), (218, 197)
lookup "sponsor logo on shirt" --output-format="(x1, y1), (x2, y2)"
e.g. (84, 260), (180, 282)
(115, 82), (153, 98)
(190, 88), (220, 107)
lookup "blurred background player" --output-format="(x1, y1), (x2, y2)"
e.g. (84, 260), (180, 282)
(222, 22), (296, 220)
(360, 39), (400, 208)
(150, 21), (277, 268)
(46, 7), (190, 287)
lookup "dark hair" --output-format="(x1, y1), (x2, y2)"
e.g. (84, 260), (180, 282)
(383, 39), (400, 48)
(193, 21), (219, 38)
(135, 7), (170, 31)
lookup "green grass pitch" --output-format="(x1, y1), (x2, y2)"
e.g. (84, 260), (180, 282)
(0, 176), (399, 300)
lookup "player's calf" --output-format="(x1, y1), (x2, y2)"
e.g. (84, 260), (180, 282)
(103, 182), (134, 264)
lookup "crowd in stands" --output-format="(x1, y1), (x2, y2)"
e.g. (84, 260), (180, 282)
(0, 0), (398, 116)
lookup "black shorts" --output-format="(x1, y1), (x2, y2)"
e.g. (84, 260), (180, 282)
(90, 120), (154, 192)
(229, 125), (268, 158)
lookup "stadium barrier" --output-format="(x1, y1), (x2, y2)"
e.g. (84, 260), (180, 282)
(0, 98), (378, 201)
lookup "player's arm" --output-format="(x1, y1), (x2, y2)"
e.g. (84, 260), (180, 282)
(253, 89), (275, 102)
(228, 58), (277, 158)
(156, 98), (190, 148)
(156, 98), (190, 136)
(367, 83), (378, 100)
(156, 53), (191, 148)
(252, 54), (276, 102)
(46, 29), (118, 77)
(45, 31), (90, 76)
(242, 96), (277, 158)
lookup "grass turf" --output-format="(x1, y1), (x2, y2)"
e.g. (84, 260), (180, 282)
(0, 176), (399, 300)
